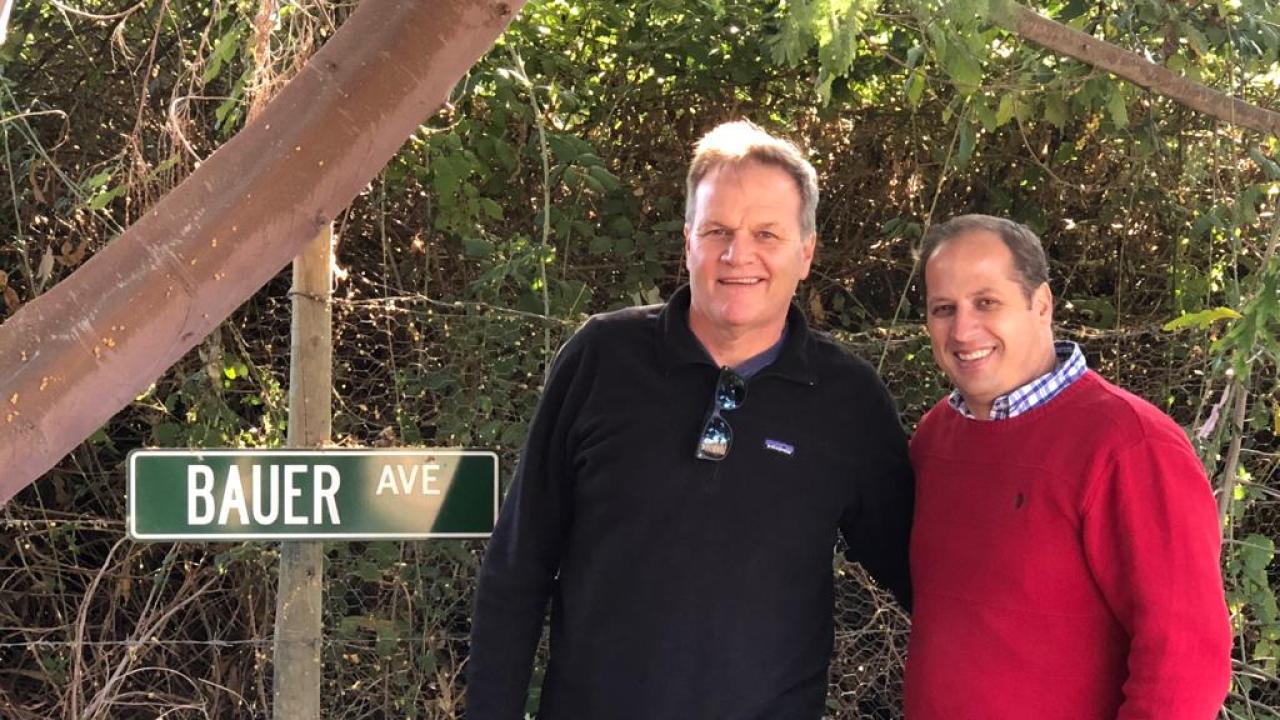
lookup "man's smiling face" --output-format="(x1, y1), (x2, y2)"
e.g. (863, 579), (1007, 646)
(924, 229), (1056, 419)
(684, 160), (815, 346)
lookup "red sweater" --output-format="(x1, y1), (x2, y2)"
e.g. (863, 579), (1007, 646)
(906, 371), (1232, 720)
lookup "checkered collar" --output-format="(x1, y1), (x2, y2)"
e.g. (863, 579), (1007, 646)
(948, 341), (1086, 420)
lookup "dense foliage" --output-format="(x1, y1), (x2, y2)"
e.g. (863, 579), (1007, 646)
(1, 0), (1279, 717)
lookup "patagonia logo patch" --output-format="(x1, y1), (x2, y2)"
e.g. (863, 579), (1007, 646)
(764, 439), (795, 456)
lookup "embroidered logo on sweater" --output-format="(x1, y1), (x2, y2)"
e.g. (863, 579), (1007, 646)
(764, 439), (795, 456)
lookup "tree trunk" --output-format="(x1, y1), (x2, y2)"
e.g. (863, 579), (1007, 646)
(0, 0), (526, 504)
(989, 0), (1280, 137)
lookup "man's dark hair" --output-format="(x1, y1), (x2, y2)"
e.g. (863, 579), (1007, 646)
(918, 214), (1049, 301)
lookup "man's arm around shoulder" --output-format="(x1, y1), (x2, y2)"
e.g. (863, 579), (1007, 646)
(839, 361), (914, 610)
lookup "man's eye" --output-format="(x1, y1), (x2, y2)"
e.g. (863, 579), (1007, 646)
(930, 305), (954, 317)
(977, 298), (998, 309)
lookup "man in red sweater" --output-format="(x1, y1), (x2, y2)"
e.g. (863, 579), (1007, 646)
(906, 214), (1233, 719)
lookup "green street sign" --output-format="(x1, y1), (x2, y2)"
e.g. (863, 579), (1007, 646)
(128, 449), (498, 541)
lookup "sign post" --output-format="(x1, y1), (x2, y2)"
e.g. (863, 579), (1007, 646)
(276, 225), (332, 720)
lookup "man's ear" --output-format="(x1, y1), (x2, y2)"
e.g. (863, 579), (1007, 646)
(1034, 282), (1053, 323)
(683, 224), (696, 276)
(800, 233), (817, 279)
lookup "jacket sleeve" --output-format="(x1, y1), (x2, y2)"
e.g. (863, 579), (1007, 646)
(1082, 437), (1233, 720)
(466, 325), (593, 719)
(839, 371), (915, 611)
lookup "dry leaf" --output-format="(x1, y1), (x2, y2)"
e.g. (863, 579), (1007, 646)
(60, 238), (89, 267)
(808, 289), (826, 325)
(4, 286), (20, 313)
(29, 162), (45, 205)
(37, 248), (55, 288)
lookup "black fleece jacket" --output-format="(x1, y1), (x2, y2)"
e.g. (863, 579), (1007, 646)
(467, 286), (913, 720)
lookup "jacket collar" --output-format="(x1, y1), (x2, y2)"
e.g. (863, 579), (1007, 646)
(655, 284), (817, 385)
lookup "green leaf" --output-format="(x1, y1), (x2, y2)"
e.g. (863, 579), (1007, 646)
(1241, 534), (1275, 574)
(478, 419), (504, 441)
(201, 56), (224, 85)
(1043, 94), (1069, 128)
(587, 165), (621, 192)
(87, 185), (126, 211)
(972, 98), (998, 132)
(201, 27), (242, 84)
(152, 422), (183, 446)
(905, 44), (925, 70)
(905, 71), (926, 108)
(1059, 0), (1088, 19)
(956, 120), (976, 167)
(216, 27), (242, 62)
(1249, 147), (1280, 180)
(588, 235), (613, 256)
(942, 49), (983, 94)
(1183, 22), (1210, 56)
(480, 198), (504, 220)
(463, 237), (494, 257)
(355, 560), (383, 582)
(500, 423), (527, 446)
(1162, 306), (1242, 331)
(546, 134), (579, 164)
(1070, 296), (1116, 328)
(87, 192), (112, 211)
(335, 616), (364, 639)
(607, 216), (635, 236)
(995, 94), (1016, 127)
(580, 170), (606, 194)
(493, 140), (517, 171)
(1106, 89), (1129, 129)
(85, 171), (111, 191)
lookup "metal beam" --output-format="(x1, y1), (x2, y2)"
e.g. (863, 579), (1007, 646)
(0, 0), (526, 503)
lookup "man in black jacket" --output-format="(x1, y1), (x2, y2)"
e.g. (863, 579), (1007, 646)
(467, 120), (913, 719)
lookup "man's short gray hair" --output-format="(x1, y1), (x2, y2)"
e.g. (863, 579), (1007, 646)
(685, 120), (819, 238)
(919, 214), (1049, 301)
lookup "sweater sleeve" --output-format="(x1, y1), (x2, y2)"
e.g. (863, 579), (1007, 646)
(1081, 436), (1232, 720)
(466, 326), (592, 719)
(839, 371), (915, 610)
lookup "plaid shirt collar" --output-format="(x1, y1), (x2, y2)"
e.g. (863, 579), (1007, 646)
(948, 341), (1086, 420)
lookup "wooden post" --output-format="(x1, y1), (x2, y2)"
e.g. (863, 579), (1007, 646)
(273, 226), (333, 718)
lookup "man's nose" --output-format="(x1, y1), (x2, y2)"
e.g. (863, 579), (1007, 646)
(951, 306), (980, 341)
(719, 231), (752, 265)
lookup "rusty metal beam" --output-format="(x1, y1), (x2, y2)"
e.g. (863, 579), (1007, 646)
(0, 0), (525, 503)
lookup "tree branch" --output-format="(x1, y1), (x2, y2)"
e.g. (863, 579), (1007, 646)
(989, 0), (1280, 137)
